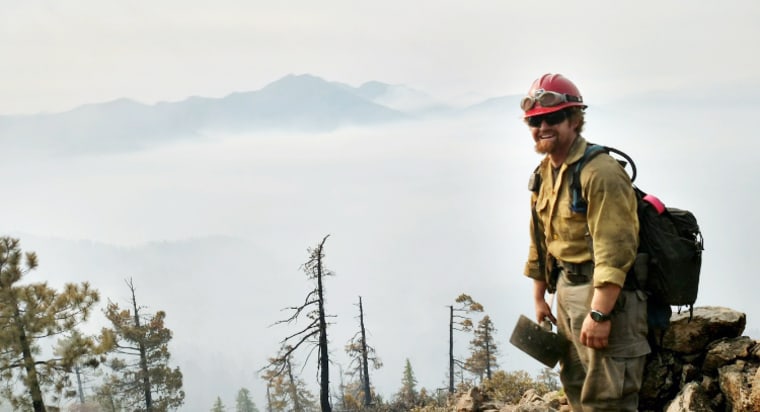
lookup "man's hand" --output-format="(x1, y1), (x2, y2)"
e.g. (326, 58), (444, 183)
(532, 280), (556, 325)
(581, 282), (622, 348)
(580, 314), (611, 348)
(534, 299), (556, 325)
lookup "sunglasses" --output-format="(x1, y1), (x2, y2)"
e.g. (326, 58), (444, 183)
(526, 110), (568, 128)
(520, 90), (583, 112)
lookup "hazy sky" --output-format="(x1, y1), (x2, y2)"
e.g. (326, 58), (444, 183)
(2, 1), (760, 114)
(2, 2), (760, 411)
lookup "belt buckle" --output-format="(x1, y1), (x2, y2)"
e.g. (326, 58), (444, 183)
(565, 273), (588, 284)
(562, 263), (590, 284)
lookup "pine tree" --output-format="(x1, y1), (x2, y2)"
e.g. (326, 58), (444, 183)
(261, 352), (316, 412)
(0, 237), (107, 412)
(464, 315), (499, 382)
(211, 396), (226, 412)
(93, 378), (125, 412)
(99, 278), (184, 411)
(448, 294), (483, 393)
(235, 388), (259, 412)
(393, 359), (418, 409)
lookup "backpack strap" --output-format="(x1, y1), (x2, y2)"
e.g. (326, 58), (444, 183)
(569, 143), (637, 214)
(529, 163), (550, 291)
(569, 144), (608, 213)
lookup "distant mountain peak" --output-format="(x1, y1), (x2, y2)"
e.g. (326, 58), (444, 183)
(356, 81), (394, 99)
(263, 73), (332, 90)
(68, 97), (145, 113)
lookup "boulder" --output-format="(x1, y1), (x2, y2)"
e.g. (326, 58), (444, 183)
(540, 391), (562, 410)
(750, 366), (760, 411)
(662, 306), (746, 354)
(640, 350), (681, 409)
(514, 389), (557, 412)
(456, 387), (483, 412)
(718, 360), (760, 412)
(702, 336), (756, 373)
(664, 382), (713, 412)
(497, 389), (558, 412)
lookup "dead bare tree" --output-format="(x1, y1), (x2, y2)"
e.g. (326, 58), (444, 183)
(344, 296), (382, 407)
(263, 235), (334, 412)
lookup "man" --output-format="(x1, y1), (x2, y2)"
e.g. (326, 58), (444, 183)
(522, 73), (650, 411)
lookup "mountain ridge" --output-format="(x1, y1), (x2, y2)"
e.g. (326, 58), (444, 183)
(0, 73), (536, 155)
(0, 74), (429, 154)
(10, 73), (747, 155)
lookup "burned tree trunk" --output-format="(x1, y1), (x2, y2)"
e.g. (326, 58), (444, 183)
(359, 297), (372, 406)
(449, 305), (455, 395)
(315, 237), (331, 412)
(129, 282), (153, 411)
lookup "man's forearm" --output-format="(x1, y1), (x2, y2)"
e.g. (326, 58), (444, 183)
(590, 283), (621, 314)
(533, 279), (548, 302)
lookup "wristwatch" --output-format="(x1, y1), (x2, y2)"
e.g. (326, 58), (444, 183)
(589, 309), (612, 322)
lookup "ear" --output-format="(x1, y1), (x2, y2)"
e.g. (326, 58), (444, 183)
(568, 116), (581, 131)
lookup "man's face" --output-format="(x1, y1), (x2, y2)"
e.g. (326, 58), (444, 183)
(527, 110), (577, 155)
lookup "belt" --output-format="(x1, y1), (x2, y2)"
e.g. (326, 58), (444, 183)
(564, 273), (590, 284)
(558, 260), (594, 284)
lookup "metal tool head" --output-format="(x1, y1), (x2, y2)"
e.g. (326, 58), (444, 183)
(509, 315), (570, 368)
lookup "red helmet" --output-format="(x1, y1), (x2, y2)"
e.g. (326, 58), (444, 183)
(521, 73), (587, 118)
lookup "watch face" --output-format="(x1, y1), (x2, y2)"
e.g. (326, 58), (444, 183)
(590, 310), (609, 322)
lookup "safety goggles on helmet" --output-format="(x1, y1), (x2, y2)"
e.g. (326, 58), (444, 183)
(520, 89), (583, 112)
(526, 109), (568, 128)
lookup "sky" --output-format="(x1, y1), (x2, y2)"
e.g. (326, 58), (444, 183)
(2, 1), (760, 115)
(2, 1), (760, 411)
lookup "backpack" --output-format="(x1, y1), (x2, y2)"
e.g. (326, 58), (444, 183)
(568, 144), (705, 331)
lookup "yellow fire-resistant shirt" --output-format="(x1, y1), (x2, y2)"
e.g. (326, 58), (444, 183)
(524, 136), (639, 288)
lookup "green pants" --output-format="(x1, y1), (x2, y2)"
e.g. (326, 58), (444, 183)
(555, 273), (650, 412)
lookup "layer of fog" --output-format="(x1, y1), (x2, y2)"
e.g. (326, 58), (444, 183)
(2, 104), (756, 410)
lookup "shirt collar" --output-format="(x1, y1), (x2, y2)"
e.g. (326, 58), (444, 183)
(564, 135), (588, 166)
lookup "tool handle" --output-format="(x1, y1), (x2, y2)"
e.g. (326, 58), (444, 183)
(540, 319), (553, 332)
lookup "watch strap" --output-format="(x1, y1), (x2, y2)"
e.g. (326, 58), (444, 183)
(590, 309), (612, 322)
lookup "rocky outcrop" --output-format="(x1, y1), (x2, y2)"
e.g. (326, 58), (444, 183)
(455, 306), (760, 412)
(455, 387), (483, 412)
(640, 306), (759, 412)
(455, 388), (567, 412)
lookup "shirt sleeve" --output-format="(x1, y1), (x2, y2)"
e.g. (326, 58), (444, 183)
(582, 155), (639, 287)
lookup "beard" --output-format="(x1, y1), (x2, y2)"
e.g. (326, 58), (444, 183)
(534, 138), (557, 155)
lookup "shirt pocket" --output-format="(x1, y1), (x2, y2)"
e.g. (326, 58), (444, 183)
(535, 195), (550, 213)
(558, 196), (588, 241)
